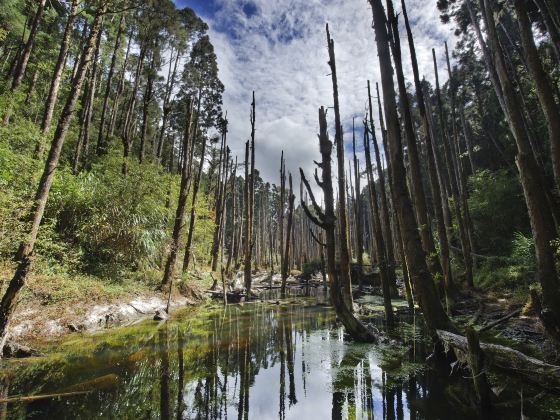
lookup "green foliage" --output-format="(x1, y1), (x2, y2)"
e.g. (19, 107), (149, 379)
(510, 231), (536, 269)
(301, 259), (323, 279)
(0, 115), (215, 279)
(468, 169), (529, 255)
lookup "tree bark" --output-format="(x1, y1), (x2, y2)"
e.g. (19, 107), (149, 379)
(97, 12), (126, 155)
(364, 120), (395, 325)
(369, 0), (456, 335)
(515, 0), (560, 192)
(300, 105), (376, 342)
(326, 25), (353, 311)
(400, 0), (456, 299)
(352, 120), (364, 290)
(10, 0), (47, 92)
(386, 0), (446, 285)
(183, 126), (206, 272)
(0, 2), (107, 356)
(482, 0), (560, 345)
(161, 99), (193, 285)
(40, 0), (80, 138)
(282, 174), (295, 297)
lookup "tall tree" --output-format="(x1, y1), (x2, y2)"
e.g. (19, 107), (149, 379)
(301, 106), (376, 342)
(0, 1), (108, 355)
(480, 0), (560, 343)
(326, 24), (353, 310)
(162, 98), (194, 285)
(368, 0), (456, 334)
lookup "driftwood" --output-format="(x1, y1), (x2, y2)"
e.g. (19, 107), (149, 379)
(437, 329), (560, 391)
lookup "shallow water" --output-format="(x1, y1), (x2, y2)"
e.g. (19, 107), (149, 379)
(1, 292), (558, 419)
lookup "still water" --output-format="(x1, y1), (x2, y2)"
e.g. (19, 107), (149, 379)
(1, 293), (557, 419)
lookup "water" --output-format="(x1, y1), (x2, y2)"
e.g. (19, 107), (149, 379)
(1, 293), (558, 419)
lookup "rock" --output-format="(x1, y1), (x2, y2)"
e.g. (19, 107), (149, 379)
(153, 309), (168, 321)
(3, 341), (41, 358)
(67, 323), (85, 332)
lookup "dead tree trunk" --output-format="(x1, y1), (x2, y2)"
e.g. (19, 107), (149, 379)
(400, 0), (456, 299)
(368, 0), (456, 335)
(515, 0), (560, 192)
(282, 174), (295, 297)
(326, 25), (353, 311)
(386, 0), (445, 284)
(352, 120), (364, 290)
(433, 49), (474, 288)
(183, 126), (206, 272)
(0, 3), (107, 356)
(300, 105), (376, 342)
(210, 121), (228, 271)
(481, 0), (560, 344)
(243, 93), (256, 294)
(375, 83), (405, 299)
(364, 120), (395, 325)
(279, 151), (286, 289)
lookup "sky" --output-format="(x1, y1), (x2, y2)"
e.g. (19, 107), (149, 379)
(174, 0), (455, 192)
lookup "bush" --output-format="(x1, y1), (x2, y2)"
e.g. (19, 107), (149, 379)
(468, 169), (529, 255)
(302, 259), (323, 279)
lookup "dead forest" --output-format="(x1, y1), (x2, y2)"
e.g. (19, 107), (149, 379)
(1, 0), (560, 416)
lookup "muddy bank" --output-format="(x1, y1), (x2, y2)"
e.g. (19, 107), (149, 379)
(9, 290), (200, 348)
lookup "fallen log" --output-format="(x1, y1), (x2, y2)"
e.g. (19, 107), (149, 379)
(478, 308), (521, 333)
(436, 329), (560, 391)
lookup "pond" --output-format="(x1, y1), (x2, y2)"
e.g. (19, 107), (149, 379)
(1, 291), (558, 419)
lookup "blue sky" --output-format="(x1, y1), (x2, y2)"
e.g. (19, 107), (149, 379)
(173, 0), (454, 190)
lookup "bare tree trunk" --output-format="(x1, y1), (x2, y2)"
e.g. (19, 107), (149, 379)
(183, 126), (206, 272)
(121, 45), (145, 175)
(387, 0), (445, 284)
(78, 26), (103, 169)
(161, 99), (194, 286)
(444, 42), (477, 281)
(368, 0), (456, 335)
(301, 105), (376, 342)
(367, 81), (397, 292)
(97, 12), (126, 155)
(139, 49), (156, 164)
(108, 30), (132, 138)
(243, 93), (256, 295)
(210, 124), (227, 271)
(433, 49), (474, 288)
(482, 0), (560, 344)
(363, 120), (395, 325)
(225, 157), (237, 276)
(326, 25), (353, 311)
(157, 50), (181, 160)
(400, 0), (456, 300)
(533, 0), (560, 66)
(282, 174), (295, 297)
(0, 3), (107, 356)
(279, 151), (285, 291)
(352, 121), (364, 290)
(10, 0), (47, 92)
(515, 0), (560, 192)
(40, 0), (79, 139)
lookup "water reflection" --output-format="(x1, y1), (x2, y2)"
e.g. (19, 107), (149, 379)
(2, 297), (543, 419)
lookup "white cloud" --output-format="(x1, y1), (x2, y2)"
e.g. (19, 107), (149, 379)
(198, 0), (454, 198)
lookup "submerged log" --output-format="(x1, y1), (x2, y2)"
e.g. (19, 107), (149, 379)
(437, 329), (560, 391)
